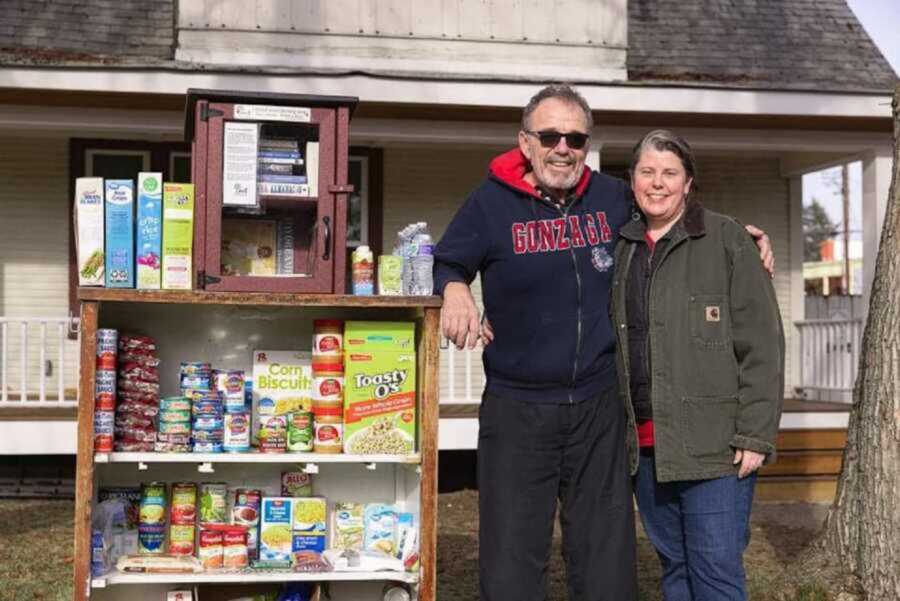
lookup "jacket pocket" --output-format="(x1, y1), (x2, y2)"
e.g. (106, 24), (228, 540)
(681, 395), (739, 457)
(689, 294), (732, 349)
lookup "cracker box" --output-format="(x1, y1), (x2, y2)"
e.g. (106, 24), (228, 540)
(259, 497), (293, 563)
(162, 183), (194, 290)
(252, 351), (313, 445)
(136, 173), (163, 289)
(343, 322), (416, 455)
(291, 497), (327, 564)
(104, 179), (135, 288)
(74, 177), (105, 286)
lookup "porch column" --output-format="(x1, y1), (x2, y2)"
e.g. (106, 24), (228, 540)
(586, 140), (603, 172)
(789, 175), (804, 395)
(861, 147), (893, 314)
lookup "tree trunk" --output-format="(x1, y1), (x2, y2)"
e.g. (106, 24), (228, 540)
(821, 85), (900, 599)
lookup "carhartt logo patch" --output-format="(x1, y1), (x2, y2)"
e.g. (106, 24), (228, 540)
(705, 306), (721, 322)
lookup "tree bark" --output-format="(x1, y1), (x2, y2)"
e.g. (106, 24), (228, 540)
(821, 85), (900, 599)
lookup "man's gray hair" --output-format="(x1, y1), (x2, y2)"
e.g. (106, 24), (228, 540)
(521, 84), (593, 131)
(629, 129), (697, 184)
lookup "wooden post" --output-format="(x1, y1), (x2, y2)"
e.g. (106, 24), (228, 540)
(73, 301), (98, 601)
(418, 306), (441, 601)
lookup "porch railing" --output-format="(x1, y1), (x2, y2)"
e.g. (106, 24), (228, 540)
(794, 318), (864, 403)
(0, 317), (80, 408)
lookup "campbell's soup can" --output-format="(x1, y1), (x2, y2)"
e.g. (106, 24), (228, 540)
(198, 528), (224, 570)
(223, 412), (251, 452)
(96, 329), (118, 370)
(94, 369), (117, 410)
(93, 410), (115, 453)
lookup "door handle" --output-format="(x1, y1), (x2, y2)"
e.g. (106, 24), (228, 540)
(322, 216), (331, 261)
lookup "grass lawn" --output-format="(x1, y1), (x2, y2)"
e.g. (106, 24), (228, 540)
(0, 492), (832, 601)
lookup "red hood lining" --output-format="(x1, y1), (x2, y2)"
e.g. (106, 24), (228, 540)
(488, 148), (591, 201)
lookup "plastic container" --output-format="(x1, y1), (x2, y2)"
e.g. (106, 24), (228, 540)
(313, 319), (343, 356)
(313, 405), (343, 454)
(351, 245), (375, 295)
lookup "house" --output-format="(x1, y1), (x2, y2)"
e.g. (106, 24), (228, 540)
(0, 0), (895, 499)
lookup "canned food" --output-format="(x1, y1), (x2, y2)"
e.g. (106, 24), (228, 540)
(198, 528), (224, 570)
(258, 415), (287, 453)
(138, 524), (166, 555)
(158, 421), (191, 435)
(221, 525), (249, 569)
(93, 410), (115, 453)
(170, 483), (197, 525)
(191, 429), (224, 443)
(159, 397), (192, 412)
(168, 524), (195, 556)
(192, 442), (224, 453)
(180, 362), (211, 377)
(198, 483), (228, 526)
(313, 319), (343, 356)
(139, 482), (167, 526)
(96, 329), (118, 370)
(192, 401), (224, 417)
(214, 370), (246, 412)
(180, 375), (212, 390)
(193, 416), (225, 431)
(156, 432), (192, 444)
(95, 369), (116, 410)
(287, 411), (314, 452)
(232, 489), (261, 559)
(223, 412), (251, 452)
(158, 409), (192, 423)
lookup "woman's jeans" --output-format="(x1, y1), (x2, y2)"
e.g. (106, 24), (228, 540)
(634, 449), (756, 601)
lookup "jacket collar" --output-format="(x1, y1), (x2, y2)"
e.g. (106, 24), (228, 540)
(620, 198), (706, 242)
(488, 148), (592, 201)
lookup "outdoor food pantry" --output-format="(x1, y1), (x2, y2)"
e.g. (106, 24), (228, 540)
(73, 90), (441, 601)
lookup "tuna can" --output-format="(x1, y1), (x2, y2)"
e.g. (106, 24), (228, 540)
(192, 441), (224, 453)
(198, 483), (228, 526)
(192, 400), (224, 417)
(180, 362), (211, 377)
(193, 415), (225, 431)
(191, 429), (224, 444)
(96, 329), (118, 370)
(180, 374), (211, 391)
(93, 410), (115, 453)
(232, 489), (261, 560)
(223, 411), (251, 452)
(158, 421), (191, 435)
(159, 397), (192, 412)
(214, 370), (246, 412)
(94, 369), (117, 411)
(287, 411), (314, 452)
(158, 408), (192, 423)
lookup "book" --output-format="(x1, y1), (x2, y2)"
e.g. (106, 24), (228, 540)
(257, 163), (296, 176)
(257, 156), (304, 166)
(257, 174), (308, 184)
(276, 221), (295, 275)
(305, 142), (319, 197)
(258, 150), (303, 159)
(258, 182), (310, 197)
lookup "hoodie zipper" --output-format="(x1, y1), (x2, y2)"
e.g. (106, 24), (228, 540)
(546, 197), (582, 404)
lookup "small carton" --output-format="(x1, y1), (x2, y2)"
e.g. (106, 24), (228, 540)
(75, 177), (105, 286)
(363, 503), (397, 555)
(162, 183), (194, 290)
(104, 180), (135, 288)
(343, 322), (416, 455)
(331, 502), (364, 551)
(259, 497), (293, 563)
(136, 173), (163, 289)
(252, 350), (312, 444)
(291, 497), (326, 564)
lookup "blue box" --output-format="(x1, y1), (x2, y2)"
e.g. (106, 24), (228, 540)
(104, 180), (135, 288)
(136, 173), (162, 289)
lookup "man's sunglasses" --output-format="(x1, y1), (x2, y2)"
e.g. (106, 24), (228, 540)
(524, 129), (590, 150)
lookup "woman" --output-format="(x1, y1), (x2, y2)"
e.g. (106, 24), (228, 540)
(612, 130), (784, 601)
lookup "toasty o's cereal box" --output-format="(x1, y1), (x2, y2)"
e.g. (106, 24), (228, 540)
(343, 322), (416, 456)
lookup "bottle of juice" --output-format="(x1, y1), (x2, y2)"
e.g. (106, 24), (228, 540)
(352, 245), (374, 295)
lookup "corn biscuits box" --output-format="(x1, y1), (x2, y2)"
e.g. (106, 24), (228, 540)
(252, 350), (313, 445)
(343, 322), (416, 455)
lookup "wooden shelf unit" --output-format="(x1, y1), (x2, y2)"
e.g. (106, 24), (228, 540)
(74, 292), (441, 601)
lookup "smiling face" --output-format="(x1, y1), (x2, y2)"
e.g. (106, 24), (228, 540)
(518, 97), (590, 199)
(631, 147), (693, 231)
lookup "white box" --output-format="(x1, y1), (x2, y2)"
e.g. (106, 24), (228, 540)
(74, 177), (105, 286)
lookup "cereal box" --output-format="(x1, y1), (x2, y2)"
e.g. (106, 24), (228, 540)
(136, 173), (163, 290)
(259, 497), (293, 562)
(104, 179), (135, 288)
(162, 183), (194, 290)
(291, 497), (326, 564)
(343, 322), (416, 455)
(75, 177), (105, 286)
(252, 350), (312, 445)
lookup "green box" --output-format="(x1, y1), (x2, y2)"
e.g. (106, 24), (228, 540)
(343, 321), (416, 455)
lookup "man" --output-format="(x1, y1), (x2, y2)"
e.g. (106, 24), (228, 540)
(433, 84), (772, 601)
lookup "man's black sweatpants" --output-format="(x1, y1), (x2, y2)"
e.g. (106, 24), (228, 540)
(477, 385), (637, 601)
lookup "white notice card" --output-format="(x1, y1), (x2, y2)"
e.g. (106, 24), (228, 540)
(223, 121), (259, 207)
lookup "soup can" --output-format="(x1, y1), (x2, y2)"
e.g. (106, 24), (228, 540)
(232, 489), (261, 559)
(96, 329), (118, 370)
(93, 410), (114, 453)
(198, 483), (228, 526)
(138, 524), (166, 555)
(287, 411), (314, 452)
(94, 369), (117, 411)
(215, 370), (246, 412)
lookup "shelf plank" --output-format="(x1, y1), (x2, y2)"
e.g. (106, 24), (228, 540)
(95, 452), (421, 464)
(92, 569), (417, 587)
(78, 288), (442, 308)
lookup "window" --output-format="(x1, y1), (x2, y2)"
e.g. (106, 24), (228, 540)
(347, 155), (369, 247)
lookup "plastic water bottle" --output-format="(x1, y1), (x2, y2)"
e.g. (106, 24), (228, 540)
(409, 232), (434, 295)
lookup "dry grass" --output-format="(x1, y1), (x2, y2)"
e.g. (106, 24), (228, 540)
(0, 494), (833, 601)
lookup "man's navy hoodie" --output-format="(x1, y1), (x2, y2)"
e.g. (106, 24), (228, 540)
(433, 148), (632, 403)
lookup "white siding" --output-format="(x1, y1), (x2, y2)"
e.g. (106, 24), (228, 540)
(383, 147), (795, 401)
(0, 135), (79, 400)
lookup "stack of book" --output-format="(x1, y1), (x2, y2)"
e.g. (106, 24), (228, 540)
(258, 137), (308, 197)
